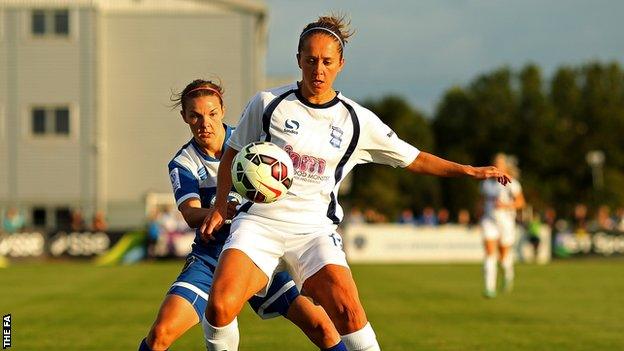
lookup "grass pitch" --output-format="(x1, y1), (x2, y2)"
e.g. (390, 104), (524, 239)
(2, 259), (623, 350)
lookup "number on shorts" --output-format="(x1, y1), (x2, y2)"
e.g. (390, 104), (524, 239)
(329, 233), (343, 249)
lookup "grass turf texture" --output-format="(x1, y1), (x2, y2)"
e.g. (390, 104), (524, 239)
(2, 259), (622, 350)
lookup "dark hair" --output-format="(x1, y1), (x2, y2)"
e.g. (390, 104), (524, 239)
(298, 14), (354, 58)
(170, 79), (224, 111)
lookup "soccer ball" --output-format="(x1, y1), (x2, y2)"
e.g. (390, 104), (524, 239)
(231, 141), (294, 203)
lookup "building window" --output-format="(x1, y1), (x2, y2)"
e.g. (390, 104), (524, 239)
(31, 9), (69, 36)
(31, 106), (71, 136)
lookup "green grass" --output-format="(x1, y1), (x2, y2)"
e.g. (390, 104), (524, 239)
(2, 259), (623, 350)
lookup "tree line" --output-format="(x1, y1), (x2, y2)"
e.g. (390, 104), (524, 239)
(347, 61), (624, 221)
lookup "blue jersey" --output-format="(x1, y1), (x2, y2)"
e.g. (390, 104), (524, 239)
(167, 124), (234, 260)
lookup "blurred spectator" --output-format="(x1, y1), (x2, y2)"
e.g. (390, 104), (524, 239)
(572, 203), (588, 233)
(590, 205), (614, 231)
(91, 211), (108, 232)
(146, 208), (163, 258)
(437, 208), (450, 225)
(418, 206), (438, 226)
(2, 207), (25, 233)
(345, 207), (365, 225)
(526, 211), (543, 261)
(397, 208), (416, 225)
(364, 207), (388, 223)
(457, 209), (471, 226)
(71, 209), (86, 232)
(614, 207), (624, 232)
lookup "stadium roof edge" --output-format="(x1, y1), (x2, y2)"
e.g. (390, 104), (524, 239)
(0, 0), (267, 16)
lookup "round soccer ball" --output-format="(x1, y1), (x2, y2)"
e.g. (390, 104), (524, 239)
(231, 141), (294, 203)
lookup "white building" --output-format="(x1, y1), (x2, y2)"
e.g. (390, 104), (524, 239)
(0, 0), (267, 229)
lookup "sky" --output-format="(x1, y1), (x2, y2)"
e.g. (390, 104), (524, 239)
(264, 0), (624, 115)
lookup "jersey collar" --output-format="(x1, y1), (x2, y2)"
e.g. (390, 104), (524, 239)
(294, 84), (341, 109)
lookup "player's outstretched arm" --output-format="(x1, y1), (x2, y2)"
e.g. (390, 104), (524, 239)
(201, 147), (238, 239)
(406, 151), (511, 185)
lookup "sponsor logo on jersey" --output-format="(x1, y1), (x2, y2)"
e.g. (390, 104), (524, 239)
(170, 168), (181, 193)
(283, 119), (300, 135)
(198, 166), (208, 181)
(284, 144), (331, 184)
(330, 126), (343, 148)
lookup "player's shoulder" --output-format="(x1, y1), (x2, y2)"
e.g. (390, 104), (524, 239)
(258, 83), (298, 102)
(168, 139), (198, 172)
(337, 93), (379, 122)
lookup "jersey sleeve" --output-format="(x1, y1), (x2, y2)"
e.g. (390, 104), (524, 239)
(356, 110), (420, 168)
(227, 93), (265, 151)
(168, 161), (200, 208)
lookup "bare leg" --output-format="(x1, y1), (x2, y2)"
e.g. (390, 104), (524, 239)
(145, 294), (199, 350)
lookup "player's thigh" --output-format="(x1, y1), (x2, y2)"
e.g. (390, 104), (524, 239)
(148, 294), (199, 342)
(302, 264), (368, 331)
(247, 271), (299, 319)
(498, 218), (516, 248)
(481, 218), (500, 245)
(211, 248), (270, 306)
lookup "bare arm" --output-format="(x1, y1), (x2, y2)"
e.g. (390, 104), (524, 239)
(202, 147), (238, 238)
(406, 151), (510, 184)
(179, 198), (213, 229)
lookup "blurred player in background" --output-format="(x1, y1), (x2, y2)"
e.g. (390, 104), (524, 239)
(480, 153), (526, 298)
(138, 79), (345, 351)
(203, 14), (510, 351)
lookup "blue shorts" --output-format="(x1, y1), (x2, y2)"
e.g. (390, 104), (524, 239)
(167, 254), (300, 320)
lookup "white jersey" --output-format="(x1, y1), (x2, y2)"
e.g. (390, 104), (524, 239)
(480, 178), (522, 220)
(228, 83), (420, 230)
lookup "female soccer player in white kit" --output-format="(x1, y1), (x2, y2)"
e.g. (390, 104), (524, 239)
(202, 15), (511, 351)
(480, 153), (525, 298)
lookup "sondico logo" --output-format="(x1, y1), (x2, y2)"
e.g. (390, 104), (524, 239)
(283, 119), (300, 135)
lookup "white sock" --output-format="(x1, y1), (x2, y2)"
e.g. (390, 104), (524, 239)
(484, 255), (497, 292)
(501, 254), (514, 283)
(202, 316), (239, 351)
(340, 322), (381, 351)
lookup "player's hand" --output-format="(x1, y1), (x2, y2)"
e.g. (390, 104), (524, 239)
(200, 205), (226, 241)
(471, 166), (511, 186)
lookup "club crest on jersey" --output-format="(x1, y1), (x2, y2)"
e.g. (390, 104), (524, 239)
(198, 166), (208, 181)
(330, 126), (343, 148)
(283, 119), (300, 135)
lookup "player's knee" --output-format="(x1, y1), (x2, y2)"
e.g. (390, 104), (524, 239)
(335, 302), (367, 333)
(206, 294), (240, 326)
(148, 323), (175, 350)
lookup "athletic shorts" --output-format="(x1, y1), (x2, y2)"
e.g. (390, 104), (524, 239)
(223, 215), (349, 296)
(481, 214), (516, 247)
(167, 254), (300, 320)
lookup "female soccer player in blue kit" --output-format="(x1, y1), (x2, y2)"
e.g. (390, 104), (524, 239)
(138, 79), (345, 351)
(201, 15), (511, 351)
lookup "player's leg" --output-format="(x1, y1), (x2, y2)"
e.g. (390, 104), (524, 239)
(303, 265), (379, 351)
(141, 295), (199, 351)
(481, 218), (499, 298)
(499, 218), (516, 291)
(139, 255), (212, 350)
(248, 271), (345, 350)
(286, 231), (380, 351)
(203, 248), (270, 351)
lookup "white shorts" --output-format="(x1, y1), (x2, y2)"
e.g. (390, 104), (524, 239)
(223, 215), (349, 296)
(481, 215), (516, 247)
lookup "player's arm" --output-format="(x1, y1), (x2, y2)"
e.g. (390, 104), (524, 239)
(201, 147), (239, 238)
(178, 198), (213, 229)
(406, 152), (510, 185)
